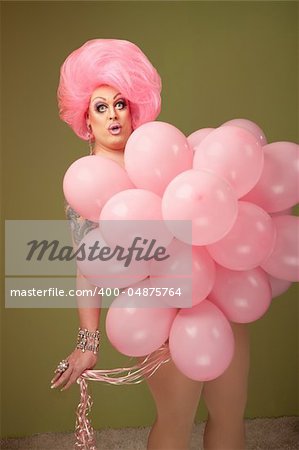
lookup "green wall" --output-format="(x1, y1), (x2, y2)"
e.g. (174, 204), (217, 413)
(1, 0), (298, 438)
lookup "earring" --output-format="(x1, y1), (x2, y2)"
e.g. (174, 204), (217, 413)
(89, 137), (94, 155)
(87, 125), (94, 155)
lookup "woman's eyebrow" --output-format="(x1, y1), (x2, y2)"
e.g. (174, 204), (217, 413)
(92, 93), (122, 102)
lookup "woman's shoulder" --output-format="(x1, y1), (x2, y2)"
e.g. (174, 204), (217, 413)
(64, 202), (98, 245)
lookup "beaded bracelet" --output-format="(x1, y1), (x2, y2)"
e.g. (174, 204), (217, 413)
(76, 328), (101, 354)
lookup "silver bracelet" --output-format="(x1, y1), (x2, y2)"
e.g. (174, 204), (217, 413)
(76, 327), (101, 354)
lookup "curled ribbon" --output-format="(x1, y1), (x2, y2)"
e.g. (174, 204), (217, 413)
(74, 343), (171, 450)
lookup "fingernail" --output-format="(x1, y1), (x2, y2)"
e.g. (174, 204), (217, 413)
(60, 387), (64, 392)
(51, 384), (56, 389)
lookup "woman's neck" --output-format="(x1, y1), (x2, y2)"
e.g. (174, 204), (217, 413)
(93, 146), (125, 168)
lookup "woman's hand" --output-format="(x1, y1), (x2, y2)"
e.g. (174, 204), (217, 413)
(50, 348), (98, 391)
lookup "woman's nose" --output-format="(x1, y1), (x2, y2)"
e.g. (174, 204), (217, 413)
(108, 106), (118, 120)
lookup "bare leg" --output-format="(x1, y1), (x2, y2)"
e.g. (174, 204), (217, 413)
(137, 352), (203, 450)
(202, 322), (250, 450)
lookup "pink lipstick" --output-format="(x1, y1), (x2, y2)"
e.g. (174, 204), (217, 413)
(108, 122), (122, 135)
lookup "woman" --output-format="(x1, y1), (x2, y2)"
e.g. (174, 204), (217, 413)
(51, 39), (250, 449)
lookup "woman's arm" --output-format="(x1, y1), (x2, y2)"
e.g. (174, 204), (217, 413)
(76, 268), (101, 331)
(65, 202), (101, 329)
(50, 204), (101, 391)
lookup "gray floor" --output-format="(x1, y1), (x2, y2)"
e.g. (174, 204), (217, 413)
(1, 417), (298, 450)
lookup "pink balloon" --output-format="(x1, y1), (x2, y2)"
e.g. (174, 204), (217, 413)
(242, 142), (299, 212)
(193, 126), (264, 198)
(221, 118), (267, 146)
(149, 239), (216, 308)
(187, 128), (214, 152)
(162, 169), (238, 245)
(267, 274), (292, 298)
(209, 265), (272, 323)
(76, 228), (149, 289)
(106, 279), (178, 356)
(207, 201), (276, 270)
(169, 300), (234, 381)
(63, 155), (134, 222)
(99, 188), (173, 249)
(124, 121), (193, 196)
(261, 215), (299, 281)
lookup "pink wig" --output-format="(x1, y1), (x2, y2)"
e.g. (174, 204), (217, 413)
(57, 39), (162, 140)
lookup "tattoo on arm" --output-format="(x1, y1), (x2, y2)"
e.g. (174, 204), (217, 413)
(65, 203), (98, 246)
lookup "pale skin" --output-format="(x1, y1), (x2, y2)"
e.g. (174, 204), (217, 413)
(51, 85), (250, 449)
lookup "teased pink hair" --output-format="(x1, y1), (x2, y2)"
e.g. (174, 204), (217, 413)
(57, 39), (162, 140)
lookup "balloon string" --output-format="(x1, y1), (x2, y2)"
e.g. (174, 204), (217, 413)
(74, 377), (97, 450)
(74, 343), (171, 450)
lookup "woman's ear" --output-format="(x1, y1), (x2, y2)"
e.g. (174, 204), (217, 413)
(86, 111), (91, 128)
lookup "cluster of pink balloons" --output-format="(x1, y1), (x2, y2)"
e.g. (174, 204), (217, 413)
(64, 119), (299, 381)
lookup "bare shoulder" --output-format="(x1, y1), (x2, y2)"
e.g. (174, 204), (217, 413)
(64, 203), (98, 246)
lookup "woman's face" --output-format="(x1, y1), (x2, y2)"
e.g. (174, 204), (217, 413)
(87, 85), (132, 152)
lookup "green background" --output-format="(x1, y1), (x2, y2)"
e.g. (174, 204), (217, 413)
(1, 0), (298, 439)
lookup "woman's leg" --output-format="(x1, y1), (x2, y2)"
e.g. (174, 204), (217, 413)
(137, 353), (203, 450)
(202, 322), (250, 450)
